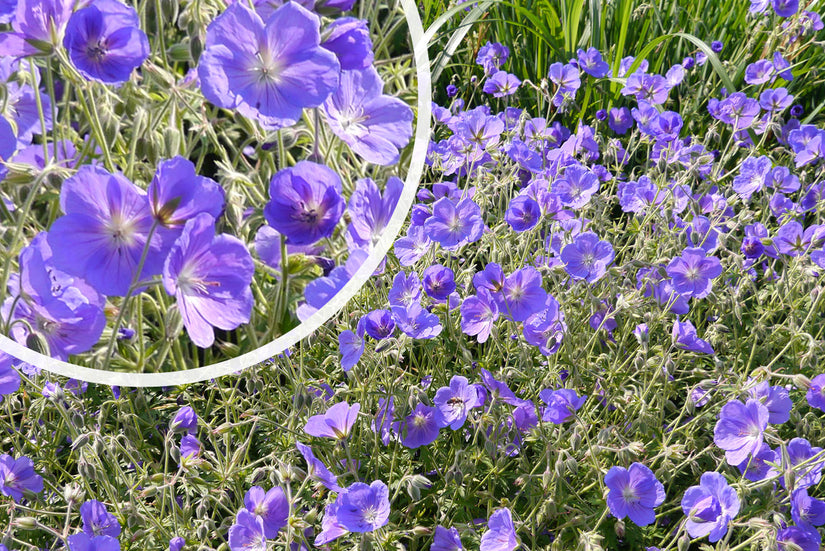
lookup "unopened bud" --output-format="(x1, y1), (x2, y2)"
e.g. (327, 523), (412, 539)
(15, 517), (38, 529)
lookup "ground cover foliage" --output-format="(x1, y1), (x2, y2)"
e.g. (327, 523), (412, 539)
(2, 0), (825, 550)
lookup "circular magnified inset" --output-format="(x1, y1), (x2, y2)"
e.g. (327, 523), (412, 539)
(0, 0), (431, 386)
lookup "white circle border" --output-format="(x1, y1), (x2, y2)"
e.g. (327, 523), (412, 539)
(0, 0), (432, 387)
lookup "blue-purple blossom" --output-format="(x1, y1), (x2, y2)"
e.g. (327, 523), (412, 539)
(424, 196), (484, 250)
(170, 406), (198, 435)
(228, 509), (266, 551)
(577, 47), (609, 78)
(363, 309), (396, 340)
(666, 247), (722, 299)
(733, 155), (771, 199)
(346, 177), (403, 256)
(323, 66), (413, 165)
(372, 397), (395, 446)
(401, 403), (442, 449)
(391, 302), (442, 339)
(483, 71), (520, 97)
(522, 294), (566, 356)
(747, 381), (792, 424)
(680, 472), (740, 542)
(66, 534), (120, 551)
(791, 488), (825, 531)
(264, 161), (344, 246)
(479, 508), (518, 551)
(198, 2), (340, 129)
(735, 442), (774, 482)
(432, 525), (463, 551)
(335, 480), (390, 533)
(539, 388), (586, 423)
(604, 463), (666, 526)
(807, 374), (825, 412)
(500, 267), (546, 322)
(162, 213), (254, 348)
(547, 62), (581, 107)
(321, 17), (374, 70)
(422, 264), (456, 301)
(768, 438), (824, 490)
(63, 0), (150, 84)
(776, 526), (820, 551)
(460, 289), (499, 343)
(0, 353), (21, 400)
(243, 486), (289, 538)
(80, 500), (121, 538)
(552, 165), (599, 209)
(744, 59), (774, 85)
(672, 320), (714, 354)
(714, 398), (769, 465)
(772, 0), (798, 17)
(434, 375), (483, 430)
(561, 231), (614, 283)
(295, 442), (341, 492)
(476, 42), (509, 74)
(304, 401), (360, 439)
(47, 165), (171, 297)
(338, 317), (366, 371)
(0, 454), (43, 502)
(0, 0), (73, 56)
(148, 156), (225, 229)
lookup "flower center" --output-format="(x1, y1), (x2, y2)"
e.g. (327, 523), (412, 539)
(86, 41), (108, 61)
(106, 213), (138, 248)
(362, 506), (379, 525)
(621, 485), (638, 503)
(413, 413), (428, 428)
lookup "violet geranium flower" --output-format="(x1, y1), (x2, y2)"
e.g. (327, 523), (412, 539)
(666, 247), (723, 299)
(681, 472), (740, 542)
(604, 462), (666, 526)
(323, 65), (413, 165)
(243, 486), (289, 538)
(80, 500), (121, 538)
(264, 160), (345, 246)
(162, 213), (255, 348)
(539, 388), (586, 424)
(433, 375), (484, 430)
(148, 156), (225, 229)
(479, 508), (519, 551)
(0, 454), (43, 502)
(63, 0), (150, 84)
(560, 231), (614, 284)
(335, 480), (391, 533)
(0, 0), (73, 56)
(304, 401), (360, 440)
(400, 403), (443, 449)
(47, 165), (171, 297)
(714, 398), (769, 465)
(198, 2), (340, 129)
(228, 510), (266, 551)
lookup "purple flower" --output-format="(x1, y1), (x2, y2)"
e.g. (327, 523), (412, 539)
(769, 438), (824, 490)
(744, 59), (774, 85)
(148, 156), (225, 229)
(547, 62), (580, 107)
(3, 234), (106, 360)
(422, 264), (456, 300)
(0, 353), (21, 400)
(338, 318), (366, 372)
(179, 435), (201, 461)
(714, 398), (769, 465)
(391, 302), (442, 340)
(336, 480), (390, 533)
(460, 289), (499, 343)
(772, 0), (798, 17)
(479, 508), (518, 551)
(666, 247), (722, 299)
(424, 196), (484, 250)
(363, 309), (396, 340)
(394, 224), (432, 266)
(0, 454), (43, 502)
(807, 374), (825, 412)
(229, 509), (266, 551)
(321, 17), (374, 70)
(295, 442), (341, 492)
(244, 486), (289, 538)
(264, 161), (344, 246)
(169, 537), (185, 551)
(47, 165), (170, 297)
(346, 176), (403, 255)
(522, 294), (566, 356)
(304, 401), (360, 439)
(672, 320), (714, 354)
(551, 165), (599, 209)
(561, 231), (614, 284)
(80, 500), (121, 538)
(372, 397), (395, 446)
(777, 526), (820, 551)
(476, 42), (509, 74)
(483, 71), (521, 97)
(0, 0), (73, 56)
(747, 381), (792, 424)
(760, 87), (794, 111)
(501, 267), (546, 322)
(400, 402), (442, 449)
(170, 406), (198, 435)
(388, 271), (421, 308)
(774, 221), (825, 256)
(733, 155), (771, 200)
(577, 47), (609, 78)
(540, 388), (585, 423)
(63, 0), (150, 84)
(66, 534), (120, 551)
(434, 375), (483, 430)
(623, 72), (670, 104)
(162, 213), (254, 348)
(681, 472), (740, 542)
(609, 107), (633, 134)
(792, 488), (825, 531)
(432, 525), (463, 551)
(505, 195), (541, 233)
(323, 66), (413, 165)
(735, 442), (774, 481)
(199, 2), (339, 128)
(604, 463), (666, 526)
